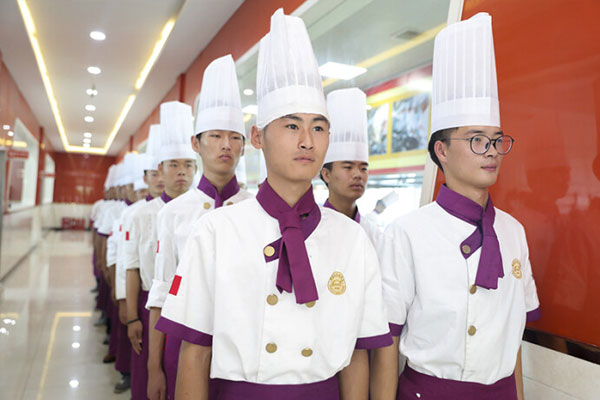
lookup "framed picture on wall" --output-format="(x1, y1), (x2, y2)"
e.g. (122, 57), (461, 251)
(391, 92), (430, 153)
(367, 102), (389, 156)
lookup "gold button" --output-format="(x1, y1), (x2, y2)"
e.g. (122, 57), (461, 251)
(266, 343), (277, 353)
(468, 325), (477, 336)
(461, 245), (471, 255)
(264, 245), (275, 257)
(203, 202), (210, 209)
(301, 348), (313, 357)
(469, 285), (477, 294)
(305, 301), (316, 308)
(226, 201), (233, 206)
(266, 294), (278, 305)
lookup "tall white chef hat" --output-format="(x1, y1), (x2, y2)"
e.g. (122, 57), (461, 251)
(142, 124), (161, 171)
(132, 153), (148, 191)
(104, 165), (116, 190)
(256, 8), (328, 129)
(122, 153), (137, 186)
(431, 12), (500, 133)
(195, 54), (245, 137)
(158, 101), (196, 163)
(324, 88), (369, 164)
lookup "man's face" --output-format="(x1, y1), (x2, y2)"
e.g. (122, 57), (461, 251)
(159, 159), (196, 195)
(251, 114), (329, 184)
(322, 161), (369, 202)
(144, 170), (164, 197)
(135, 188), (149, 201)
(125, 184), (136, 202)
(437, 125), (504, 190)
(192, 130), (244, 177)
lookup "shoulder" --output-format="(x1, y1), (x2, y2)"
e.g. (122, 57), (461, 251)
(160, 188), (203, 215)
(234, 189), (255, 201)
(319, 206), (368, 238)
(494, 207), (526, 235)
(385, 202), (441, 234)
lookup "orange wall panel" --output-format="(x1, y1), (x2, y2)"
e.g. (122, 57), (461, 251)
(52, 152), (115, 204)
(432, 0), (600, 346)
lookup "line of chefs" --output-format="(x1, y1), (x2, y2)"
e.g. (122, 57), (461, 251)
(88, 9), (540, 400)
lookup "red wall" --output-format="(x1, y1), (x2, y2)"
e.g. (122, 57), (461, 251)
(117, 0), (305, 161)
(1, 50), (55, 211)
(433, 0), (600, 347)
(52, 152), (115, 204)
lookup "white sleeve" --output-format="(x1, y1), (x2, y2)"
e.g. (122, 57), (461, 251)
(124, 210), (141, 271)
(115, 213), (131, 301)
(148, 208), (177, 309)
(521, 225), (541, 320)
(97, 206), (113, 235)
(378, 221), (416, 335)
(355, 233), (393, 349)
(154, 217), (216, 346)
(106, 220), (120, 267)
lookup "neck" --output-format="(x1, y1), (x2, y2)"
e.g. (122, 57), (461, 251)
(267, 173), (312, 208)
(164, 186), (185, 200)
(202, 168), (234, 193)
(149, 190), (161, 199)
(327, 193), (357, 219)
(445, 177), (489, 208)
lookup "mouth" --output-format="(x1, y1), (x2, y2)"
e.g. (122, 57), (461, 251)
(175, 179), (188, 185)
(294, 156), (314, 163)
(481, 165), (498, 172)
(349, 184), (364, 190)
(218, 154), (232, 161)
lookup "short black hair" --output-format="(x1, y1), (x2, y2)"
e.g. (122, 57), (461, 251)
(320, 162), (333, 187)
(427, 128), (457, 171)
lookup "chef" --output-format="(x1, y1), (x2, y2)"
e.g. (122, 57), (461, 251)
(373, 13), (541, 400)
(124, 102), (196, 400)
(146, 54), (253, 400)
(320, 88), (382, 247)
(156, 9), (392, 400)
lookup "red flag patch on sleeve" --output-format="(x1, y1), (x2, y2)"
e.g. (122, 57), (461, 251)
(125, 231), (130, 241)
(169, 275), (182, 296)
(156, 240), (160, 253)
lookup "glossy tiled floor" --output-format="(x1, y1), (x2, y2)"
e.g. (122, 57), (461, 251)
(0, 230), (129, 399)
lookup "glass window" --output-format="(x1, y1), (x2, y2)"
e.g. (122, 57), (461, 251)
(5, 118), (39, 211)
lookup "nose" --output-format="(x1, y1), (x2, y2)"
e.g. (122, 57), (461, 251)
(298, 127), (314, 150)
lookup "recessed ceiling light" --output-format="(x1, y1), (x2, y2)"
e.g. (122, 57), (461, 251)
(85, 104), (96, 112)
(84, 116), (94, 123)
(69, 379), (79, 389)
(2, 125), (10, 130)
(71, 342), (81, 349)
(318, 62), (367, 80)
(86, 88), (98, 97)
(83, 138), (91, 144)
(83, 132), (92, 138)
(89, 31), (106, 41)
(87, 66), (101, 75)
(72, 325), (81, 331)
(83, 143), (90, 148)
(241, 105), (258, 115)
(8, 131), (14, 137)
(243, 88), (254, 96)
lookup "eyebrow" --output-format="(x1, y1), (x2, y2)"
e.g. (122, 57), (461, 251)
(465, 129), (504, 136)
(281, 114), (329, 124)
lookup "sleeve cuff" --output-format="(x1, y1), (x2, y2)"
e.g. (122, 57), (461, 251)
(526, 307), (541, 322)
(155, 316), (213, 346)
(97, 232), (109, 237)
(145, 279), (170, 310)
(389, 323), (404, 337)
(355, 332), (393, 349)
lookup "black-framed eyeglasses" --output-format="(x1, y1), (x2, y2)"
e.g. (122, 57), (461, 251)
(441, 134), (515, 155)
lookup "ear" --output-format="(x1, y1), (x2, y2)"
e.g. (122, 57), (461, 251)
(158, 162), (164, 174)
(321, 167), (331, 185)
(251, 125), (263, 150)
(240, 139), (246, 157)
(143, 173), (149, 185)
(191, 135), (201, 153)
(434, 140), (449, 167)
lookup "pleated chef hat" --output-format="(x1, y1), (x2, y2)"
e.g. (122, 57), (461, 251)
(104, 165), (116, 190)
(431, 12), (500, 133)
(122, 153), (137, 186)
(256, 8), (328, 128)
(195, 55), (245, 137)
(158, 101), (196, 163)
(142, 124), (161, 171)
(132, 153), (148, 191)
(324, 88), (368, 164)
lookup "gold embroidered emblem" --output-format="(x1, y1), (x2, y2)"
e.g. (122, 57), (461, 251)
(328, 271), (346, 295)
(512, 259), (522, 279)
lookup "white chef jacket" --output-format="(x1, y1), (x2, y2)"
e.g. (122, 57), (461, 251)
(90, 199), (104, 223)
(124, 197), (167, 294)
(379, 202), (540, 384)
(158, 200), (391, 384)
(114, 200), (148, 300)
(359, 213), (383, 249)
(97, 200), (125, 235)
(148, 187), (253, 309)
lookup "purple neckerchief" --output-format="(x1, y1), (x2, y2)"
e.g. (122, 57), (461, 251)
(323, 199), (361, 223)
(160, 192), (173, 204)
(197, 175), (240, 208)
(125, 199), (133, 206)
(436, 184), (504, 290)
(256, 180), (321, 304)
(145, 194), (153, 201)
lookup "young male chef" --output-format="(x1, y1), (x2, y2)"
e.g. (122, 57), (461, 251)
(146, 54), (253, 400)
(156, 9), (392, 400)
(320, 88), (382, 247)
(373, 13), (541, 400)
